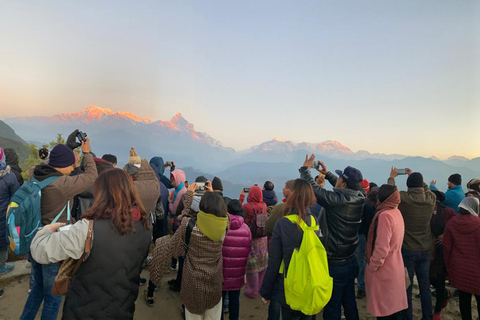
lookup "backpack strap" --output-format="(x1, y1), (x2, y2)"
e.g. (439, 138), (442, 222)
(33, 176), (61, 190)
(52, 201), (71, 224)
(183, 219), (196, 254)
(71, 220), (94, 278)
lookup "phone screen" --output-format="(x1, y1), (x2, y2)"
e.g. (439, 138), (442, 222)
(397, 169), (406, 175)
(243, 188), (250, 193)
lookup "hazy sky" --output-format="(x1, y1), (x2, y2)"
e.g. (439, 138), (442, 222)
(1, 1), (479, 158)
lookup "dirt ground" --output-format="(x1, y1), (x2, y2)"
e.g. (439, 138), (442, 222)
(0, 269), (477, 320)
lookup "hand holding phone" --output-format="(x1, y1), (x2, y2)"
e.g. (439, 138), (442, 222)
(397, 169), (407, 175)
(243, 187), (250, 193)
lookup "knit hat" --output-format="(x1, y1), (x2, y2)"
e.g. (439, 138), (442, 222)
(432, 190), (446, 203)
(102, 154), (117, 165)
(195, 176), (208, 183)
(467, 178), (480, 192)
(128, 147), (141, 165)
(0, 148), (5, 169)
(48, 144), (75, 168)
(361, 179), (370, 193)
(227, 199), (246, 217)
(458, 197), (479, 217)
(212, 177), (223, 191)
(448, 173), (462, 186)
(406, 172), (424, 188)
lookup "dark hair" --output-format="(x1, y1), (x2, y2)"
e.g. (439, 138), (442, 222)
(369, 182), (378, 191)
(459, 207), (471, 215)
(378, 184), (398, 203)
(102, 154), (117, 165)
(199, 192), (228, 217)
(368, 190), (379, 207)
(344, 178), (361, 191)
(227, 199), (246, 218)
(264, 181), (274, 191)
(432, 190), (446, 203)
(285, 180), (295, 191)
(82, 169), (151, 234)
(284, 179), (316, 222)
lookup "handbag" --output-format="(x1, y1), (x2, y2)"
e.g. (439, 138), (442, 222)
(51, 220), (94, 295)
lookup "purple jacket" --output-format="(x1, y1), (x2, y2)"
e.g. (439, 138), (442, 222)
(222, 214), (252, 291)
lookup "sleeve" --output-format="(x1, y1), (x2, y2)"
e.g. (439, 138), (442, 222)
(59, 153), (98, 199)
(429, 184), (438, 191)
(160, 175), (173, 189)
(367, 214), (394, 272)
(260, 219), (284, 300)
(266, 205), (283, 237)
(325, 171), (338, 187)
(299, 166), (342, 208)
(149, 220), (187, 285)
(442, 190), (456, 209)
(177, 191), (194, 220)
(9, 175), (20, 197)
(442, 223), (453, 272)
(239, 194), (245, 204)
(30, 219), (90, 264)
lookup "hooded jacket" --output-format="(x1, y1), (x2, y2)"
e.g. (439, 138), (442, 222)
(4, 148), (23, 186)
(34, 153), (98, 226)
(222, 214), (252, 291)
(150, 213), (229, 315)
(389, 177), (436, 251)
(443, 214), (480, 295)
(149, 158), (169, 213)
(242, 186), (268, 227)
(131, 159), (160, 215)
(301, 167), (364, 260)
(169, 169), (187, 217)
(149, 156), (173, 189)
(0, 166), (20, 250)
(262, 189), (278, 207)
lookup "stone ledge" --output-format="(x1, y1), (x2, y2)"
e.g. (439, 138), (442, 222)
(0, 260), (31, 287)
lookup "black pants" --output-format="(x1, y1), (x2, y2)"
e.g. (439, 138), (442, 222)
(430, 276), (447, 313)
(377, 310), (403, 319)
(280, 305), (314, 320)
(174, 256), (185, 287)
(458, 290), (480, 320)
(221, 290), (240, 320)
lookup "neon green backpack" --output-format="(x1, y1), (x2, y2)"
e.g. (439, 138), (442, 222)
(281, 214), (333, 315)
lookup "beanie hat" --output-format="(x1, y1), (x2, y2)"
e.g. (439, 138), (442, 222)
(195, 176), (208, 183)
(228, 199), (246, 217)
(448, 173), (462, 186)
(0, 148), (5, 169)
(361, 179), (370, 193)
(467, 178), (480, 192)
(128, 147), (141, 165)
(458, 197), (479, 217)
(432, 190), (446, 203)
(102, 154), (117, 165)
(212, 176), (223, 191)
(48, 144), (75, 168)
(406, 172), (424, 188)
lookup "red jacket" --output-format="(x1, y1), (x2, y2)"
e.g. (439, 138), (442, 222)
(222, 214), (252, 291)
(443, 214), (480, 295)
(242, 186), (267, 227)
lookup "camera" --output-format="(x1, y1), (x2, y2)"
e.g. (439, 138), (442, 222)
(397, 168), (407, 175)
(243, 187), (250, 193)
(165, 161), (173, 167)
(76, 131), (87, 143)
(196, 182), (206, 195)
(312, 161), (320, 170)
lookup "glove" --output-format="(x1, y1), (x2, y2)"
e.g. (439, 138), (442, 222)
(67, 129), (82, 150)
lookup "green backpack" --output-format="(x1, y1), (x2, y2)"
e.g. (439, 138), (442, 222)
(282, 214), (333, 315)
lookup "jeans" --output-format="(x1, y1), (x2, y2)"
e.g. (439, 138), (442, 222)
(281, 304), (315, 320)
(323, 255), (360, 320)
(221, 290), (240, 320)
(20, 256), (62, 320)
(458, 290), (480, 320)
(355, 234), (366, 292)
(402, 250), (432, 320)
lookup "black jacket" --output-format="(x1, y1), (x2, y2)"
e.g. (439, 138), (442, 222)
(63, 219), (151, 319)
(300, 167), (364, 260)
(260, 212), (318, 305)
(4, 148), (24, 186)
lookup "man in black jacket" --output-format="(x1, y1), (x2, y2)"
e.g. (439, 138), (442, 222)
(300, 154), (364, 320)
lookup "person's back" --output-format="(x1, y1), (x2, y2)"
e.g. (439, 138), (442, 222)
(131, 159), (160, 214)
(4, 148), (23, 186)
(430, 173), (465, 214)
(262, 182), (278, 207)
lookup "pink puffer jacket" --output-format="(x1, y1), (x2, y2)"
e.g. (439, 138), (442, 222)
(222, 214), (252, 291)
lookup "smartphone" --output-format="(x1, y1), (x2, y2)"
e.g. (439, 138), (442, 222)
(165, 161), (172, 166)
(312, 161), (320, 170)
(397, 169), (407, 175)
(243, 187), (250, 193)
(196, 182), (206, 194)
(58, 225), (72, 232)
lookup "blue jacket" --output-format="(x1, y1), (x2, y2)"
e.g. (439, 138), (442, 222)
(149, 157), (173, 189)
(262, 189), (278, 207)
(430, 185), (465, 214)
(0, 168), (20, 250)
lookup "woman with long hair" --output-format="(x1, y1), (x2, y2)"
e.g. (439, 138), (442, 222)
(260, 179), (319, 319)
(30, 169), (152, 319)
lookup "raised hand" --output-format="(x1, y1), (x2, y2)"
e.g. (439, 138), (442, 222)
(303, 154), (316, 169)
(390, 166), (399, 178)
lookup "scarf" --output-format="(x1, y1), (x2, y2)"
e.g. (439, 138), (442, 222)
(173, 182), (185, 203)
(366, 190), (400, 264)
(196, 210), (228, 242)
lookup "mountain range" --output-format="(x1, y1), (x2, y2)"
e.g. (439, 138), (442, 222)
(2, 106), (479, 198)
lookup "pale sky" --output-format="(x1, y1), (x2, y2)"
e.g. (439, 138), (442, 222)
(1, 1), (479, 158)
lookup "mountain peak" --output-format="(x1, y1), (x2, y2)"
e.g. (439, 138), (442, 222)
(81, 105), (113, 113)
(272, 136), (290, 142)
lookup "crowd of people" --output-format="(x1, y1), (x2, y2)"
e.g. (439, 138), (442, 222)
(0, 130), (479, 320)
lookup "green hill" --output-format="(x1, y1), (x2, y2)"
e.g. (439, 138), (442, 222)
(0, 121), (29, 163)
